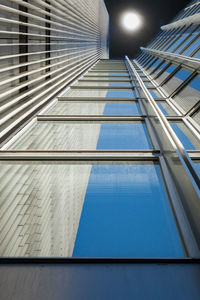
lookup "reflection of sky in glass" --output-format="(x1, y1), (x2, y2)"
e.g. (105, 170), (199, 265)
(97, 123), (151, 150)
(108, 82), (131, 87)
(106, 90), (136, 98)
(182, 39), (200, 56)
(109, 73), (128, 76)
(170, 123), (200, 150)
(174, 69), (191, 81)
(149, 89), (159, 98)
(73, 163), (184, 258)
(103, 103), (140, 115)
(194, 51), (200, 59)
(188, 76), (200, 92)
(157, 103), (169, 115)
(154, 61), (168, 73)
(149, 59), (162, 69)
(192, 161), (200, 179)
(175, 35), (195, 54)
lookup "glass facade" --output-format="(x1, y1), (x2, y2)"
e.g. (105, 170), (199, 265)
(0, 0), (200, 298)
(0, 0), (199, 265)
(1, 56), (199, 259)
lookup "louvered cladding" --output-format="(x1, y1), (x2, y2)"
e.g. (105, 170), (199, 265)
(0, 0), (109, 144)
(193, 109), (200, 124)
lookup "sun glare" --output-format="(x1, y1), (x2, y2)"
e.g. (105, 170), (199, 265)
(122, 12), (142, 31)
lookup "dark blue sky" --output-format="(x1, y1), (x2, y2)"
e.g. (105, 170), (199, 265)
(104, 0), (190, 58)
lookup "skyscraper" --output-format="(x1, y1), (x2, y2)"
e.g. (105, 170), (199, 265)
(0, 0), (200, 299)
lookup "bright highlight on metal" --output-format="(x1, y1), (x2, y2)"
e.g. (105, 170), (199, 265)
(122, 12), (142, 31)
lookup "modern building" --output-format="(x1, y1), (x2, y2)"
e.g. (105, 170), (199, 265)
(0, 0), (200, 299)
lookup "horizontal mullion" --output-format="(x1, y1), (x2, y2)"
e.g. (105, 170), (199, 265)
(36, 115), (145, 121)
(70, 86), (133, 90)
(188, 150), (200, 159)
(0, 151), (160, 161)
(79, 79), (131, 82)
(0, 56), (99, 140)
(84, 75), (130, 78)
(58, 97), (139, 101)
(89, 70), (128, 73)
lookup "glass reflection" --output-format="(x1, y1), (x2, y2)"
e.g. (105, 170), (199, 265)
(0, 161), (184, 258)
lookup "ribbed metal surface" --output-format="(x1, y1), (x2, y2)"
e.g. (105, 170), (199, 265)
(0, 0), (109, 144)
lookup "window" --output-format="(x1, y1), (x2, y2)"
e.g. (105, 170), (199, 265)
(72, 162), (185, 258)
(170, 121), (200, 150)
(162, 69), (192, 95)
(47, 101), (141, 116)
(10, 121), (152, 151)
(173, 75), (200, 111)
(157, 101), (177, 116)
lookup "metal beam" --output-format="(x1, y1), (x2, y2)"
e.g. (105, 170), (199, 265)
(161, 13), (200, 30)
(0, 150), (160, 161)
(140, 47), (200, 71)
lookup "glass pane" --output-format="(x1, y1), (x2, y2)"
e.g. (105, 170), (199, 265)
(65, 88), (136, 98)
(103, 102), (140, 115)
(152, 61), (168, 77)
(175, 35), (196, 54)
(10, 121), (152, 150)
(170, 122), (200, 150)
(182, 39), (200, 56)
(157, 102), (177, 116)
(192, 161), (200, 179)
(77, 82), (132, 87)
(106, 90), (136, 98)
(88, 72), (129, 76)
(193, 109), (200, 125)
(148, 89), (162, 98)
(83, 76), (130, 80)
(162, 69), (192, 95)
(72, 162), (185, 258)
(46, 101), (140, 116)
(193, 50), (200, 58)
(173, 75), (200, 111)
(0, 161), (184, 258)
(156, 65), (177, 84)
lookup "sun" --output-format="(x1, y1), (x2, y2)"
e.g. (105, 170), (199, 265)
(122, 11), (142, 31)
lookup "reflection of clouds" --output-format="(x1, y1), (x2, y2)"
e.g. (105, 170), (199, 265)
(0, 162), (175, 257)
(97, 124), (151, 150)
(90, 164), (160, 192)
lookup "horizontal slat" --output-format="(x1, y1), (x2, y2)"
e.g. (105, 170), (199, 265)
(36, 116), (145, 121)
(0, 0), (109, 144)
(0, 151), (160, 161)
